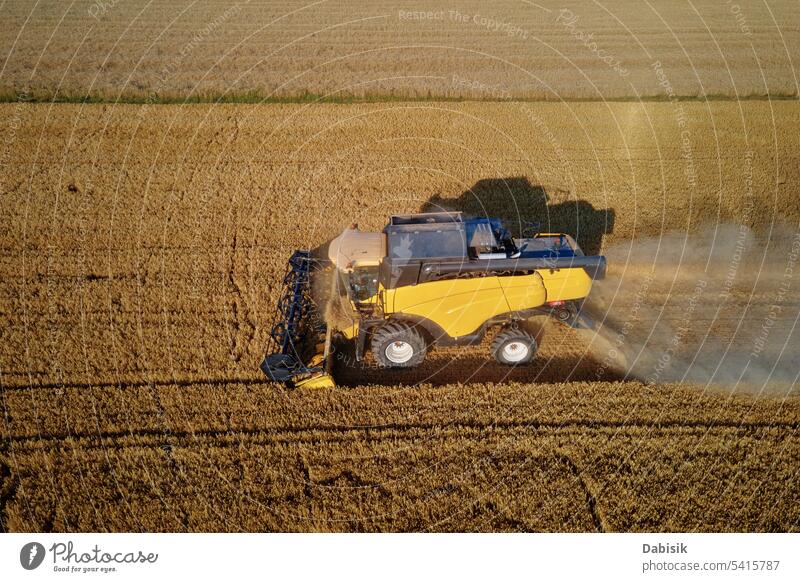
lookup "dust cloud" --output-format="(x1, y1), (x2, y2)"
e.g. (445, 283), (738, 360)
(582, 223), (800, 394)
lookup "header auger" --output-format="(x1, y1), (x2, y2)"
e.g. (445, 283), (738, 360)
(261, 211), (607, 388)
(260, 250), (336, 389)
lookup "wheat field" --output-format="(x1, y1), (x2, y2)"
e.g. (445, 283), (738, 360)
(4, 381), (799, 532)
(1, 100), (799, 531)
(2, 101), (799, 387)
(2, 0), (799, 100)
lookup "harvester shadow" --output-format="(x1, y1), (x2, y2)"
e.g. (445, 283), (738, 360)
(333, 350), (624, 387)
(333, 320), (625, 387)
(423, 177), (615, 255)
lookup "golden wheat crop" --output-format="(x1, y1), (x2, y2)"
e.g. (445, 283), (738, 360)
(1, 1), (799, 100)
(1, 101), (799, 532)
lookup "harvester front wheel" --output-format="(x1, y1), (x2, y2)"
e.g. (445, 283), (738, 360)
(491, 327), (537, 365)
(371, 322), (427, 368)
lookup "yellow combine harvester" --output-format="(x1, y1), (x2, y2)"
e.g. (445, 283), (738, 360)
(261, 212), (606, 388)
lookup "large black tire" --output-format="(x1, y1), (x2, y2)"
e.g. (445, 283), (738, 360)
(371, 322), (427, 368)
(491, 327), (538, 365)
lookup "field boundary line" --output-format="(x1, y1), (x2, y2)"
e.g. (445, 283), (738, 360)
(1, 90), (799, 105)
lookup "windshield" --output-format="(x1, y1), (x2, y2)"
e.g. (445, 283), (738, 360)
(387, 229), (467, 259)
(349, 266), (379, 302)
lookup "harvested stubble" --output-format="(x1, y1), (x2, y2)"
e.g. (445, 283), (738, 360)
(2, 101), (799, 389)
(1, 101), (799, 531)
(2, 382), (799, 531)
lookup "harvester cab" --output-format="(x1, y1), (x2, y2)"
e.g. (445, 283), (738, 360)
(261, 211), (606, 388)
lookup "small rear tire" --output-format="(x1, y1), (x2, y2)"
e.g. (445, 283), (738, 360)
(491, 327), (537, 365)
(553, 302), (578, 326)
(371, 322), (427, 368)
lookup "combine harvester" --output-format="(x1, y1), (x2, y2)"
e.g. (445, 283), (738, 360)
(261, 212), (607, 388)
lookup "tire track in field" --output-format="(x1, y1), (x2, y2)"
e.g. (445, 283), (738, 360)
(555, 452), (605, 532)
(227, 223), (257, 365)
(5, 419), (795, 452)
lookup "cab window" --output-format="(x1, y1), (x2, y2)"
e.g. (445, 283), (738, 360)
(349, 266), (379, 302)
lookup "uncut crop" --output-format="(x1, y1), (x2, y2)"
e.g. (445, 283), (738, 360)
(1, 0), (799, 100)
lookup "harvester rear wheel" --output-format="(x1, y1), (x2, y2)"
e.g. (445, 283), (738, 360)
(491, 327), (537, 365)
(371, 322), (427, 368)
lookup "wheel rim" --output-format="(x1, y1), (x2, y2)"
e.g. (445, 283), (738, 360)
(501, 341), (529, 362)
(385, 340), (414, 364)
